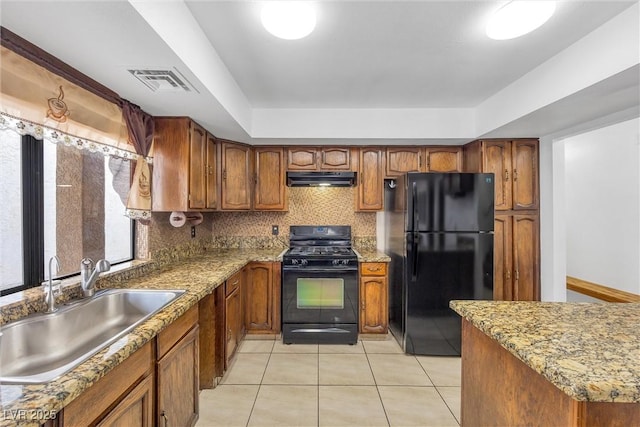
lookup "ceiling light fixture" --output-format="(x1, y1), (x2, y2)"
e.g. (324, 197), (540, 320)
(486, 1), (556, 40)
(261, 1), (316, 40)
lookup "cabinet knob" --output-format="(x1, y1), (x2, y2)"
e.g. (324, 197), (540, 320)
(505, 270), (511, 280)
(367, 266), (380, 272)
(513, 169), (518, 181)
(223, 170), (227, 180)
(161, 410), (169, 427)
(361, 301), (365, 310)
(505, 169), (509, 181)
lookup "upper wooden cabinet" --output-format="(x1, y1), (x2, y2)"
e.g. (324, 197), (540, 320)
(425, 147), (463, 172)
(464, 139), (539, 211)
(386, 147), (422, 177)
(287, 147), (352, 171)
(254, 147), (288, 211)
(152, 117), (216, 212)
(385, 146), (462, 177)
(356, 147), (384, 211)
(220, 141), (252, 210)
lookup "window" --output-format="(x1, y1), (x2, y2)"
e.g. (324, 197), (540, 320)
(0, 129), (134, 295)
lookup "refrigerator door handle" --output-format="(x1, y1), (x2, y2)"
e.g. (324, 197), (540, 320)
(411, 232), (419, 281)
(412, 181), (418, 231)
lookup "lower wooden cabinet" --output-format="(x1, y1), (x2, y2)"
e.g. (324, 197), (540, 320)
(62, 341), (154, 427)
(157, 326), (199, 427)
(224, 270), (244, 369)
(97, 374), (154, 427)
(245, 262), (281, 334)
(494, 214), (540, 301)
(156, 306), (199, 427)
(359, 262), (389, 334)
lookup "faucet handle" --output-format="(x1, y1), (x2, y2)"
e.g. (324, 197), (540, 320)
(81, 258), (94, 269)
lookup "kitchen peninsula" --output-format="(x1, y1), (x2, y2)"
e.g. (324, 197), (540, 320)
(451, 300), (640, 426)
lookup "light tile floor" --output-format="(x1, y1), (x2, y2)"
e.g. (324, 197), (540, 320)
(197, 335), (461, 427)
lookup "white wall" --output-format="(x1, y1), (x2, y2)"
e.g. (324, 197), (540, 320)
(562, 118), (640, 295)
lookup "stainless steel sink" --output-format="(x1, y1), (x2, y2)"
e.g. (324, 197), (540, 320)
(0, 288), (185, 384)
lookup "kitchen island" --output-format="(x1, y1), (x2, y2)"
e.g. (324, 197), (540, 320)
(450, 300), (640, 426)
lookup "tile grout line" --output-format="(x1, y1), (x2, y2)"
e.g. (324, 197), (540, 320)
(245, 340), (275, 427)
(363, 340), (392, 427)
(414, 355), (461, 427)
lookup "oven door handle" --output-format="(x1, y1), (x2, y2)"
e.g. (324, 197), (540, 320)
(282, 266), (358, 273)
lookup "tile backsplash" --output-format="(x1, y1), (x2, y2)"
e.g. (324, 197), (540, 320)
(210, 187), (376, 241)
(142, 187), (377, 257)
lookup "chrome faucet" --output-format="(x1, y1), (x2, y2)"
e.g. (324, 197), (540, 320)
(80, 258), (111, 298)
(44, 255), (61, 313)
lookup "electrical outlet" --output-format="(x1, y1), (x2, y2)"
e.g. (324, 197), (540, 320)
(191, 226), (196, 238)
(272, 225), (279, 236)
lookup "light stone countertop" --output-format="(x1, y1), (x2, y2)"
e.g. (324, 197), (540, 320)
(450, 300), (640, 403)
(0, 246), (388, 426)
(0, 248), (283, 427)
(353, 248), (391, 263)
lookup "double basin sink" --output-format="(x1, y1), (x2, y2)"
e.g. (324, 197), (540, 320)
(0, 288), (185, 384)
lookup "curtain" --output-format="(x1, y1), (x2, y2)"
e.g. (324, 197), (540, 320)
(119, 100), (154, 222)
(0, 46), (131, 152)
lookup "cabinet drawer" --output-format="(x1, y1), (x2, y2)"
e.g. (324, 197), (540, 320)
(225, 270), (243, 297)
(360, 263), (387, 276)
(157, 304), (198, 359)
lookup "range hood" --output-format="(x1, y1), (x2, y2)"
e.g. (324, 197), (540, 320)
(286, 171), (357, 187)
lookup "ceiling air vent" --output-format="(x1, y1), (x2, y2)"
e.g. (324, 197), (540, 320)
(128, 68), (197, 93)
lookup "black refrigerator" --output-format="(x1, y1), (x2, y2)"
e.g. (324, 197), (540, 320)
(384, 173), (494, 356)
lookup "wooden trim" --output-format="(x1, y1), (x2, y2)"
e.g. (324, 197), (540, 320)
(1, 26), (121, 105)
(567, 276), (640, 303)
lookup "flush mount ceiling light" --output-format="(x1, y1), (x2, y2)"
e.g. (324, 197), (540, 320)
(486, 1), (556, 40)
(261, 1), (316, 40)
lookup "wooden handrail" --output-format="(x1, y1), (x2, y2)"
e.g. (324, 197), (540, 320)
(566, 276), (640, 303)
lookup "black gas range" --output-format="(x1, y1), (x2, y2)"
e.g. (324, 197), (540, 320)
(281, 225), (359, 345)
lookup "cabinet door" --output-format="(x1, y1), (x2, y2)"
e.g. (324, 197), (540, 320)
(357, 148), (384, 211)
(254, 147), (287, 211)
(245, 262), (273, 332)
(287, 147), (318, 170)
(225, 287), (241, 368)
(320, 147), (351, 170)
(97, 374), (154, 427)
(513, 215), (540, 301)
(493, 216), (513, 301)
(425, 147), (462, 172)
(157, 326), (199, 427)
(188, 123), (207, 209)
(482, 141), (512, 211)
(205, 134), (217, 209)
(360, 275), (388, 334)
(386, 147), (423, 177)
(221, 142), (251, 210)
(512, 140), (539, 210)
(151, 118), (191, 212)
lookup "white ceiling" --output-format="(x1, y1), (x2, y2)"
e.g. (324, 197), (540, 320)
(1, 1), (638, 145)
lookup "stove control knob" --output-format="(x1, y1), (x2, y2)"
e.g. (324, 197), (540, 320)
(292, 259), (299, 265)
(301, 259), (308, 265)
(342, 259), (350, 265)
(332, 259), (339, 266)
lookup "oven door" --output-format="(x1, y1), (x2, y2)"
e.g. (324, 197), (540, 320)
(282, 266), (358, 325)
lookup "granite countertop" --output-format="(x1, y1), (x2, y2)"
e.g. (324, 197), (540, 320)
(0, 248), (284, 427)
(354, 248), (390, 263)
(450, 300), (640, 403)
